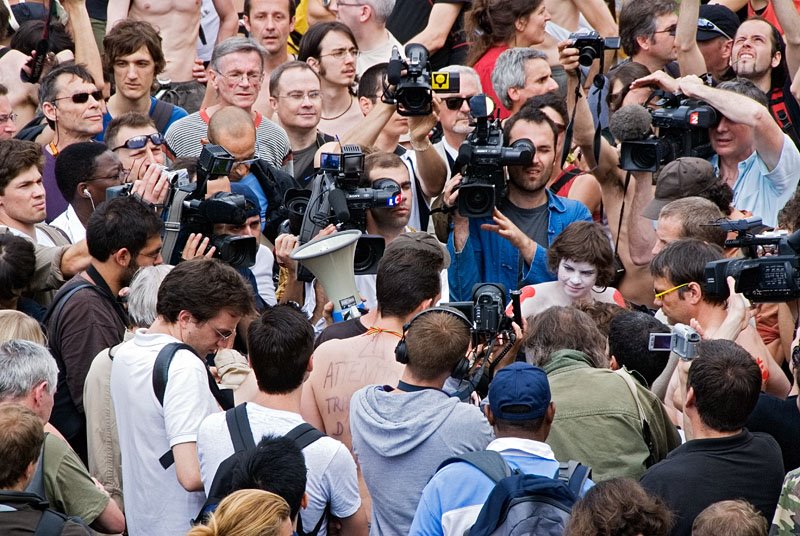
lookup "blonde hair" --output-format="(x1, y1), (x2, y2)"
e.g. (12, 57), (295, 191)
(0, 311), (46, 345)
(187, 489), (291, 536)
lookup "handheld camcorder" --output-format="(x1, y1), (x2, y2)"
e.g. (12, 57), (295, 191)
(648, 323), (701, 360)
(160, 144), (258, 269)
(281, 145), (402, 282)
(704, 217), (800, 302)
(619, 94), (718, 172)
(383, 43), (460, 116)
(454, 96), (534, 218)
(568, 31), (621, 67)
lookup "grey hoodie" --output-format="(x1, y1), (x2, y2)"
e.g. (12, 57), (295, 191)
(350, 385), (493, 536)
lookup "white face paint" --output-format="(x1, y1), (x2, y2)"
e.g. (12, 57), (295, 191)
(558, 258), (598, 300)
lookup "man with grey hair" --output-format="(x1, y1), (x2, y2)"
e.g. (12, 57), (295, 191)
(331, 0), (402, 76)
(0, 340), (126, 534)
(83, 264), (174, 512)
(434, 65), (482, 175)
(492, 48), (559, 117)
(165, 37), (293, 175)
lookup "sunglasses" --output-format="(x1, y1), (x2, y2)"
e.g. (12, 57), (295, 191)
(698, 18), (732, 40)
(444, 97), (470, 110)
(53, 90), (104, 104)
(111, 133), (165, 152)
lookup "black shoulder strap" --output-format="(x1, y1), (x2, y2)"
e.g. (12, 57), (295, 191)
(557, 460), (591, 497)
(297, 502), (330, 536)
(284, 422), (325, 451)
(549, 166), (582, 195)
(34, 508), (68, 536)
(225, 403), (256, 453)
(151, 99), (174, 134)
(43, 281), (94, 328)
(437, 450), (511, 484)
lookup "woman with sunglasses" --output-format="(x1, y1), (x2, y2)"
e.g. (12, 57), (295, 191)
(464, 0), (551, 119)
(515, 221), (624, 320)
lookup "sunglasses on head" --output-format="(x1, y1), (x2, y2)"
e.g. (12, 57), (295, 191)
(54, 90), (104, 104)
(111, 133), (165, 152)
(444, 97), (471, 110)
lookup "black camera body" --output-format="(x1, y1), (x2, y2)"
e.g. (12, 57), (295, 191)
(385, 43), (460, 116)
(619, 97), (718, 172)
(704, 219), (800, 302)
(456, 96), (533, 218)
(569, 31), (621, 67)
(161, 144), (258, 269)
(281, 145), (401, 281)
(443, 283), (519, 338)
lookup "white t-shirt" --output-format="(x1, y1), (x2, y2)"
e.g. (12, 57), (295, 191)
(111, 330), (220, 536)
(197, 403), (361, 536)
(50, 205), (85, 244)
(252, 244), (277, 305)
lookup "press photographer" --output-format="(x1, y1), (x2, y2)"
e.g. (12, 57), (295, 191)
(445, 104), (591, 301)
(630, 72), (800, 227)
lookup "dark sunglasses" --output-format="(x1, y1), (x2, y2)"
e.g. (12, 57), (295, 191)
(444, 97), (469, 110)
(111, 133), (165, 151)
(54, 90), (104, 104)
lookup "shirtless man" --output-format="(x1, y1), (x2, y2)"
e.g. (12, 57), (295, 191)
(107, 0), (206, 112)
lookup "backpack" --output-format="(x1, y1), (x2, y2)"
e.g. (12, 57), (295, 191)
(0, 491), (89, 536)
(194, 403), (329, 536)
(151, 342), (236, 470)
(437, 451), (590, 536)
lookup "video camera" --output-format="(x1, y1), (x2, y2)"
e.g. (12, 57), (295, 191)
(281, 145), (402, 282)
(383, 43), (460, 116)
(160, 145), (258, 269)
(619, 95), (718, 172)
(568, 31), (621, 67)
(704, 217), (800, 302)
(648, 323), (700, 360)
(454, 96), (534, 218)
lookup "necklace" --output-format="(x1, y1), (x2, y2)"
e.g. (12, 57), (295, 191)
(321, 95), (353, 121)
(363, 326), (403, 338)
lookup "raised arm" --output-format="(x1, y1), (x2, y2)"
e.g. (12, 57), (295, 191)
(574, 0), (618, 38)
(64, 0), (104, 88)
(213, 0), (240, 44)
(675, 0), (710, 77)
(407, 3), (463, 54)
(625, 172), (657, 266)
(772, 0), (800, 79)
(105, 0), (131, 33)
(408, 98), (447, 198)
(340, 101), (395, 147)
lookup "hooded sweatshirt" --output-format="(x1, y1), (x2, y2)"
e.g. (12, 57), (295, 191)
(350, 386), (493, 536)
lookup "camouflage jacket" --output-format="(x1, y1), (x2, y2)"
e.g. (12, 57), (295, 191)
(771, 468), (800, 535)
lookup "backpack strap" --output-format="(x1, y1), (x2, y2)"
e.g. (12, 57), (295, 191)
(556, 461), (591, 497)
(284, 422), (325, 450)
(225, 403), (256, 452)
(437, 450), (512, 484)
(34, 508), (68, 536)
(296, 501), (330, 536)
(549, 165), (582, 195)
(151, 99), (175, 134)
(154, 343), (235, 469)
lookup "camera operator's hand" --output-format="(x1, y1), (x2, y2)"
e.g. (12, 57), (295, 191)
(192, 58), (209, 85)
(689, 276), (752, 342)
(131, 163), (170, 208)
(181, 233), (217, 261)
(409, 96), (441, 146)
(675, 74), (707, 99)
(557, 39), (581, 74)
(491, 320), (526, 372)
(629, 70), (680, 94)
(274, 233), (300, 274)
(481, 208), (536, 265)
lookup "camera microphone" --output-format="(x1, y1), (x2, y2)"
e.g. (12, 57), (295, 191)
(609, 104), (653, 142)
(387, 47), (403, 85)
(328, 188), (351, 223)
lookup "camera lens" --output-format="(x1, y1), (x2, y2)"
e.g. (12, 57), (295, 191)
(354, 240), (379, 273)
(459, 184), (495, 218)
(578, 47), (598, 67)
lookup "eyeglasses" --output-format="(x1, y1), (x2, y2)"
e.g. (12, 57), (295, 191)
(336, 1), (364, 6)
(53, 90), (104, 104)
(320, 47), (359, 60)
(278, 90), (323, 103)
(654, 282), (690, 300)
(698, 18), (732, 40)
(215, 70), (264, 85)
(444, 97), (471, 110)
(111, 133), (165, 152)
(212, 326), (236, 342)
(137, 248), (162, 261)
(653, 25), (677, 36)
(0, 112), (17, 124)
(86, 168), (131, 183)
(232, 156), (258, 168)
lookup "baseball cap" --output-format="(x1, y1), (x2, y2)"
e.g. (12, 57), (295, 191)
(489, 362), (551, 421)
(697, 5), (740, 41)
(229, 182), (262, 219)
(642, 157), (721, 220)
(386, 231), (451, 269)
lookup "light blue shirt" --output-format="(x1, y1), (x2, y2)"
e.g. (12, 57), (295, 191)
(709, 133), (800, 227)
(236, 173), (268, 230)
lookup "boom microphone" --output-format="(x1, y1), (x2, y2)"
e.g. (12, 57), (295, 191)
(609, 104), (653, 142)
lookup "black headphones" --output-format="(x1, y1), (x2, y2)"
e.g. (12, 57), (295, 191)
(395, 306), (473, 381)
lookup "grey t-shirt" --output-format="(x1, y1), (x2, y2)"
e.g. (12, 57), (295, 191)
(498, 198), (549, 249)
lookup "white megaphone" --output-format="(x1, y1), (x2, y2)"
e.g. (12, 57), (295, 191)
(290, 229), (363, 322)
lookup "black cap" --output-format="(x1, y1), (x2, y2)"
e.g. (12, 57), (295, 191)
(697, 5), (740, 41)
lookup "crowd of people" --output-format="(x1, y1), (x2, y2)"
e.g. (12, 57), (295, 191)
(2, 0), (800, 534)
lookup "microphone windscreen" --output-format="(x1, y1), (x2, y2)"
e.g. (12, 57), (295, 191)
(609, 104), (653, 142)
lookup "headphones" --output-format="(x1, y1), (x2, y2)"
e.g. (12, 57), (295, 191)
(82, 188), (92, 198)
(395, 306), (473, 381)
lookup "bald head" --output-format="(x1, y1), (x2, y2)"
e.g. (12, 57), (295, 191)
(207, 106), (256, 145)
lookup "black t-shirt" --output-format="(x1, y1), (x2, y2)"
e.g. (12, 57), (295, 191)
(386, 0), (471, 69)
(86, 0), (108, 20)
(314, 317), (368, 348)
(640, 429), (784, 536)
(745, 393), (800, 472)
(497, 198), (550, 251)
